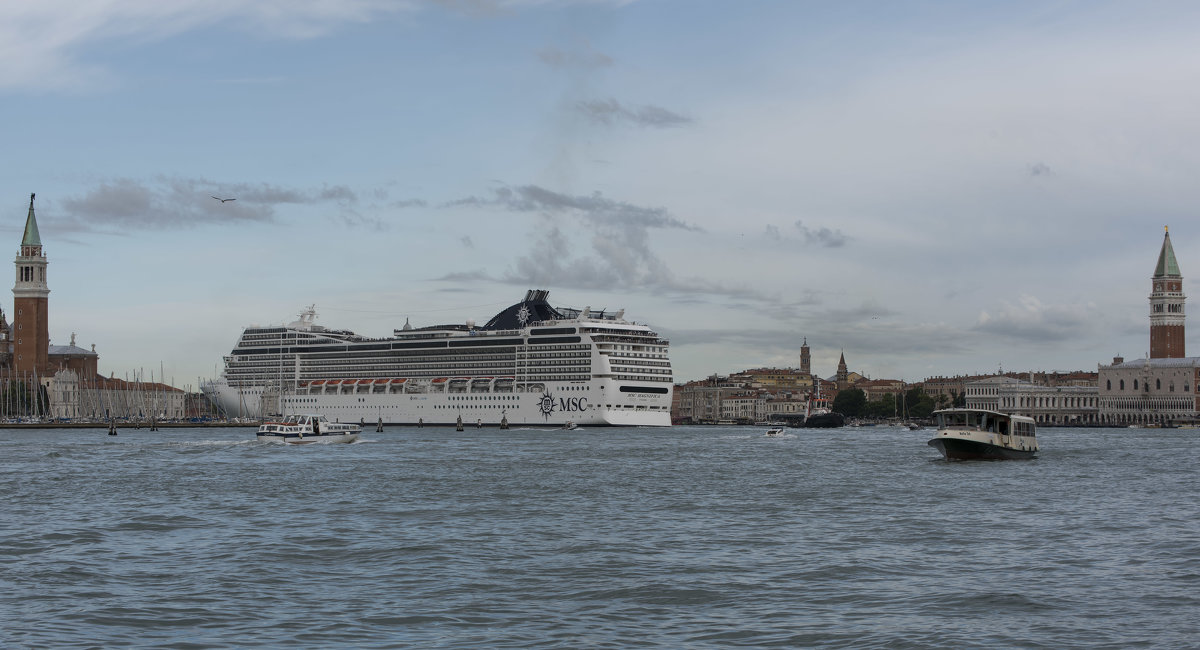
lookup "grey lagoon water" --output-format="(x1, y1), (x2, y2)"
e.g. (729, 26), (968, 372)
(2, 424), (1198, 648)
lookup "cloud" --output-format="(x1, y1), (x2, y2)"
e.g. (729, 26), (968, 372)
(438, 183), (796, 304)
(0, 1), (412, 91)
(432, 270), (492, 283)
(764, 221), (848, 248)
(430, 0), (506, 17)
(974, 294), (1099, 343)
(446, 184), (700, 231)
(575, 98), (693, 128)
(54, 176), (363, 232)
(794, 220), (848, 248)
(1028, 162), (1053, 177)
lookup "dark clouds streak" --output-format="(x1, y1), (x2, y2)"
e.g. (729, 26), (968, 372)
(575, 98), (692, 128)
(55, 176), (370, 232)
(435, 183), (784, 304)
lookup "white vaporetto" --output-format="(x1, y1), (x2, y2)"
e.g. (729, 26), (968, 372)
(202, 290), (673, 426)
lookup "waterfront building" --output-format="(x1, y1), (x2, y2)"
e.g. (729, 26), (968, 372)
(855, 378), (906, 402)
(965, 376), (1027, 411)
(46, 370), (186, 421)
(728, 367), (813, 392)
(994, 380), (1100, 425)
(763, 391), (808, 420)
(1098, 228), (1200, 425)
(1098, 356), (1198, 426)
(674, 376), (738, 424)
(721, 391), (766, 423)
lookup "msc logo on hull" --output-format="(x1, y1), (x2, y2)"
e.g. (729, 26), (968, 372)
(537, 391), (590, 420)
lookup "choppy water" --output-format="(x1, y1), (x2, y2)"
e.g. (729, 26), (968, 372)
(2, 424), (1198, 648)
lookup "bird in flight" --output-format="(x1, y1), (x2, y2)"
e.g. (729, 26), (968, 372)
(211, 196), (236, 203)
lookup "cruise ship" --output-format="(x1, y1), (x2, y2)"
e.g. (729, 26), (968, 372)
(202, 290), (673, 426)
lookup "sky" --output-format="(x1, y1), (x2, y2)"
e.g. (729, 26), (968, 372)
(2, 0), (1200, 390)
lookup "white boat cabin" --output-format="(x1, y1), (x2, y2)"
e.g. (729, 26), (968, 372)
(935, 408), (1036, 438)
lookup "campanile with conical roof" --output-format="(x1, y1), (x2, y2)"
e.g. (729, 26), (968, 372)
(1149, 226), (1185, 359)
(13, 193), (49, 375)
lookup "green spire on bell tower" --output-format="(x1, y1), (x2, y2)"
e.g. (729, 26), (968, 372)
(21, 193), (42, 249)
(1154, 225), (1180, 278)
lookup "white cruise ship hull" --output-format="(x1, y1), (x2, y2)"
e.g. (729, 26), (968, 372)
(203, 377), (267, 419)
(282, 379), (671, 427)
(202, 291), (674, 427)
(205, 377), (672, 427)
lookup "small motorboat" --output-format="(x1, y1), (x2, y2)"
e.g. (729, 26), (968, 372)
(764, 427), (785, 436)
(562, 420), (579, 431)
(257, 414), (360, 444)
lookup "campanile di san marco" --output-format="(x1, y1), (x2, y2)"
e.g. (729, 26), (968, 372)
(1149, 226), (1185, 359)
(13, 193), (49, 375)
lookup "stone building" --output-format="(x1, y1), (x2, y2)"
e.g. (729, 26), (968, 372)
(1098, 228), (1200, 425)
(964, 376), (1027, 411)
(996, 381), (1100, 425)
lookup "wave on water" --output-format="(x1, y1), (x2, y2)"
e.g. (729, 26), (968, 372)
(175, 439), (257, 448)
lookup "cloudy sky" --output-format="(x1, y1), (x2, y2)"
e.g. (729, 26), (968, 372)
(2, 0), (1199, 389)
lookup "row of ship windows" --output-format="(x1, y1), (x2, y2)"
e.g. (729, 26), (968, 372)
(295, 404), (667, 411)
(237, 343), (596, 358)
(232, 357), (590, 366)
(231, 362), (595, 373)
(235, 352), (594, 364)
(601, 349), (668, 357)
(234, 357), (666, 369)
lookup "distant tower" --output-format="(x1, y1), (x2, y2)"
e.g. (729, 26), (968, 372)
(13, 193), (49, 375)
(836, 350), (849, 389)
(800, 337), (811, 375)
(1150, 226), (1185, 359)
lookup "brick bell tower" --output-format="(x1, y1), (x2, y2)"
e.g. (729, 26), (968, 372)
(13, 193), (49, 375)
(1149, 225), (1185, 359)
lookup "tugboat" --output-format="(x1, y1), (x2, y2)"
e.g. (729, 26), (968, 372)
(801, 392), (844, 428)
(927, 408), (1037, 460)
